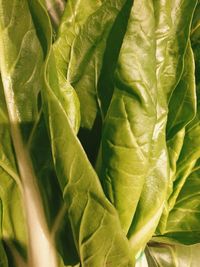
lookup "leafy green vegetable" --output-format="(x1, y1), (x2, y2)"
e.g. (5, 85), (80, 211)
(166, 43), (196, 140)
(146, 242), (200, 267)
(41, 7), (134, 267)
(40, 0), (66, 32)
(0, 0), (200, 266)
(157, 41), (196, 233)
(0, 201), (8, 267)
(54, 0), (132, 129)
(100, 0), (197, 258)
(161, 159), (200, 244)
(0, 1), (59, 266)
(156, 0), (200, 242)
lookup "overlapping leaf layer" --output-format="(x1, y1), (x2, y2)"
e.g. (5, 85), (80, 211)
(0, 0), (199, 266)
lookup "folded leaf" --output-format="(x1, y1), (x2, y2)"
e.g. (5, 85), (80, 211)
(0, 1), (58, 266)
(162, 159), (200, 244)
(100, 0), (197, 257)
(146, 242), (200, 267)
(40, 0), (66, 32)
(155, 2), (200, 241)
(0, 74), (28, 266)
(29, 0), (134, 266)
(54, 0), (130, 128)
(191, 0), (200, 45)
(102, 0), (159, 235)
(166, 42), (196, 140)
(157, 41), (196, 233)
(154, 121), (200, 243)
(0, 200), (8, 267)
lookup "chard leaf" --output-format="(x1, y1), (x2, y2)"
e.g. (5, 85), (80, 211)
(155, 2), (200, 241)
(191, 0), (200, 45)
(167, 129), (186, 183)
(0, 201), (8, 267)
(30, 0), (134, 266)
(102, 0), (159, 235)
(0, 1), (58, 266)
(100, 0), (197, 257)
(0, 75), (28, 264)
(44, 59), (134, 266)
(157, 10), (198, 233)
(157, 128), (185, 233)
(0, 243), (8, 267)
(53, 0), (130, 129)
(40, 0), (66, 32)
(0, 28), (77, 265)
(156, 111), (200, 242)
(0, 0), (79, 265)
(160, 159), (200, 244)
(146, 242), (200, 267)
(135, 1), (197, 246)
(52, 15), (81, 134)
(47, 49), (80, 134)
(157, 116), (200, 235)
(166, 42), (196, 140)
(97, 0), (133, 117)
(157, 41), (196, 233)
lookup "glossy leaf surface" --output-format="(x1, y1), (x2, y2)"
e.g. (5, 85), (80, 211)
(101, 0), (197, 257)
(0, 0), (199, 266)
(146, 242), (200, 267)
(29, 0), (134, 266)
(54, 0), (130, 128)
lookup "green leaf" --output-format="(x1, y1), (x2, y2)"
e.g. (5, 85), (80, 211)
(53, 0), (130, 129)
(0, 201), (8, 267)
(0, 73), (27, 249)
(157, 128), (185, 233)
(0, 1), (58, 266)
(155, 113), (200, 243)
(166, 42), (196, 140)
(146, 242), (200, 267)
(30, 0), (134, 266)
(162, 159), (200, 244)
(0, 75), (28, 266)
(0, 244), (8, 267)
(155, 2), (200, 240)
(100, 0), (197, 257)
(47, 50), (80, 134)
(97, 0), (133, 118)
(191, 0), (200, 45)
(157, 41), (197, 233)
(52, 23), (81, 134)
(102, 0), (159, 235)
(40, 0), (66, 32)
(0, 27), (76, 266)
(45, 61), (134, 266)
